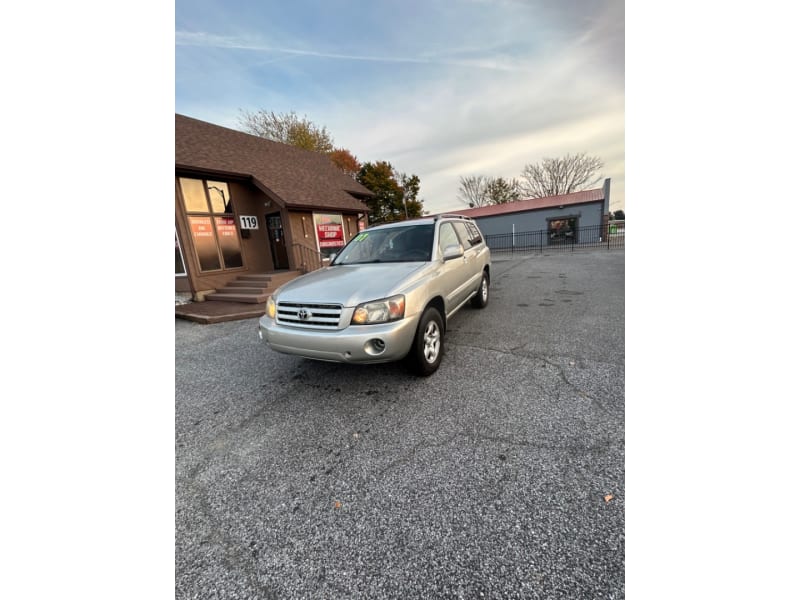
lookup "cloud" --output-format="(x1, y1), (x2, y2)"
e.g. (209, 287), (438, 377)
(176, 30), (537, 73)
(309, 29), (624, 212)
(175, 0), (625, 212)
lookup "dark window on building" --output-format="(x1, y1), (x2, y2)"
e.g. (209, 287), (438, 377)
(215, 216), (243, 268)
(178, 177), (243, 271)
(187, 216), (222, 271)
(548, 217), (578, 243)
(206, 180), (233, 214)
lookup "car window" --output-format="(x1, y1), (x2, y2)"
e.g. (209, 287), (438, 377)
(465, 222), (483, 245)
(453, 222), (475, 248)
(332, 224), (433, 264)
(438, 223), (461, 255)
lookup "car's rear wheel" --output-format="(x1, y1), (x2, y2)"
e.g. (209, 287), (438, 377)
(471, 271), (489, 308)
(407, 306), (444, 376)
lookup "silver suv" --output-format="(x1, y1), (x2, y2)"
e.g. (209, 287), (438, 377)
(258, 214), (491, 376)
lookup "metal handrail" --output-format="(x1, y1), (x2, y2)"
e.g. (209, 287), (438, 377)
(291, 243), (324, 273)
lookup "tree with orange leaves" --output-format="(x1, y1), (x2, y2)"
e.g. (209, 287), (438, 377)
(328, 148), (361, 179)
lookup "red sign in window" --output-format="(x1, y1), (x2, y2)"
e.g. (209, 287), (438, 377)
(188, 216), (221, 271)
(190, 216), (214, 238)
(215, 216), (237, 238)
(317, 222), (344, 248)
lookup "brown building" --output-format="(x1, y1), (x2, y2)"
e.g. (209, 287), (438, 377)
(175, 114), (374, 300)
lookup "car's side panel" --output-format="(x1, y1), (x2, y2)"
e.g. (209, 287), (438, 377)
(461, 244), (483, 297)
(436, 252), (471, 314)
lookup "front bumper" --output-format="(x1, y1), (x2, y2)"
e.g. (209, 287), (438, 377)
(258, 314), (418, 364)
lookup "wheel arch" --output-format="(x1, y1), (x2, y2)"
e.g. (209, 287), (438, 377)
(424, 296), (447, 333)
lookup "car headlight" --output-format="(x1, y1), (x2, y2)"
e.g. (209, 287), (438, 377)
(266, 296), (276, 319)
(351, 295), (405, 325)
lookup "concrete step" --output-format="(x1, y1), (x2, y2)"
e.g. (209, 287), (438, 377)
(227, 280), (269, 288)
(237, 274), (274, 282)
(202, 271), (303, 305)
(216, 286), (266, 295)
(236, 271), (301, 283)
(205, 292), (268, 304)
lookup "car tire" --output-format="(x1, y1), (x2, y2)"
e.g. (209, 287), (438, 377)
(407, 306), (444, 376)
(471, 272), (489, 309)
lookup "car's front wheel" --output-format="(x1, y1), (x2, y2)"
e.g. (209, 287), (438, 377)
(407, 306), (444, 376)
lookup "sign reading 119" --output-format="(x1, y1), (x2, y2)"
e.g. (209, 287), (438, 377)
(239, 216), (259, 230)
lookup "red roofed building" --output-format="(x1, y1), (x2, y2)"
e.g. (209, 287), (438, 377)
(442, 179), (612, 247)
(175, 114), (374, 302)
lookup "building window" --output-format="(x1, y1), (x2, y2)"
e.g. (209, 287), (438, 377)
(178, 177), (243, 271)
(313, 213), (345, 259)
(175, 230), (187, 276)
(548, 217), (577, 244)
(206, 180), (233, 213)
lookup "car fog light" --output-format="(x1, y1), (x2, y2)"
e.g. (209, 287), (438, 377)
(365, 338), (387, 356)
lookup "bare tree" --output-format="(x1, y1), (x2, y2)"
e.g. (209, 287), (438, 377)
(238, 109), (335, 154)
(519, 153), (604, 198)
(458, 175), (489, 208)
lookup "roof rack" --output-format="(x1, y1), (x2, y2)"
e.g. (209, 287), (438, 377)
(433, 213), (472, 221)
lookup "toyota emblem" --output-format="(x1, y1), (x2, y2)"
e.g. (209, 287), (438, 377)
(297, 309), (312, 320)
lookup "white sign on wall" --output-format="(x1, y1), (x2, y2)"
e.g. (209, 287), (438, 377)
(239, 215), (259, 229)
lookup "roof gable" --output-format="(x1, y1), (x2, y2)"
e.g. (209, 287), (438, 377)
(175, 114), (373, 212)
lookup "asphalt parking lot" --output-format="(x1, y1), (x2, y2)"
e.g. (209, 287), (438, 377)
(176, 249), (625, 599)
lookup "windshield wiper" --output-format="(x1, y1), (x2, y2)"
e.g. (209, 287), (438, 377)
(344, 259), (384, 264)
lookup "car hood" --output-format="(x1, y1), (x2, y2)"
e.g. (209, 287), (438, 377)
(274, 263), (428, 307)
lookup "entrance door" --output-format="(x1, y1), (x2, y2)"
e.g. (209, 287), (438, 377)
(267, 213), (289, 269)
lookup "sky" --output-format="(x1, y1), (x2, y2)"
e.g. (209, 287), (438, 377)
(175, 0), (625, 215)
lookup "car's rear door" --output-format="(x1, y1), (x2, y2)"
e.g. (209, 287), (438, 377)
(453, 221), (483, 293)
(437, 221), (474, 314)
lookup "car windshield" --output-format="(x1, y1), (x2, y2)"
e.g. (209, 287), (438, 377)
(332, 224), (434, 265)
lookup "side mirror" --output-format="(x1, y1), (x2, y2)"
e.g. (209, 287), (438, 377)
(328, 252), (337, 263)
(442, 244), (464, 261)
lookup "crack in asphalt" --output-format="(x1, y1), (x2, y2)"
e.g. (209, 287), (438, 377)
(181, 479), (280, 599)
(448, 341), (617, 414)
(182, 382), (303, 482)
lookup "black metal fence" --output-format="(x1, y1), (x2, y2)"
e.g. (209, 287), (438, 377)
(484, 224), (625, 255)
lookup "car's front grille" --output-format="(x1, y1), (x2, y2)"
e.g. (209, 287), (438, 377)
(276, 302), (343, 328)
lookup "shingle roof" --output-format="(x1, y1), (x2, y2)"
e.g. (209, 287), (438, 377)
(444, 187), (605, 218)
(175, 114), (373, 212)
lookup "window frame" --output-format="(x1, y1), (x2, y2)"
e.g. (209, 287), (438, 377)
(177, 177), (244, 273)
(437, 222), (461, 257)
